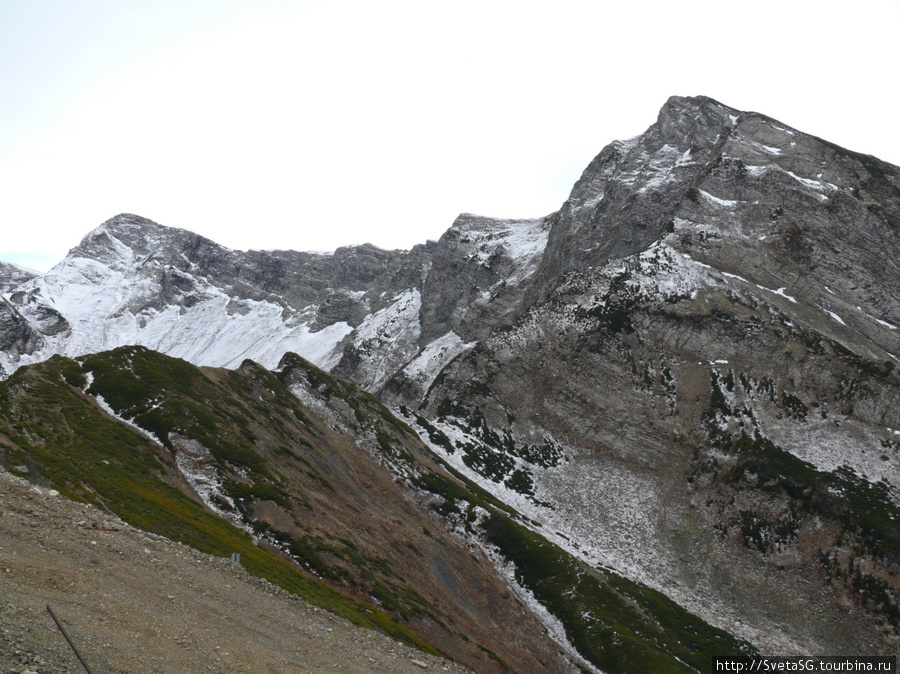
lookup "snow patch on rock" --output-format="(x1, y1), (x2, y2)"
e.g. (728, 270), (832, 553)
(342, 289), (422, 391)
(170, 434), (245, 530)
(8, 252), (352, 374)
(400, 332), (476, 395)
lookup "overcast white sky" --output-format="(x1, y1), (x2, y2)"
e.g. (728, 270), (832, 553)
(2, 0), (899, 272)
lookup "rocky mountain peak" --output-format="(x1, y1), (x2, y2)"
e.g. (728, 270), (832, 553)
(415, 212), (550, 344)
(525, 95), (735, 304)
(76, 212), (161, 252)
(655, 94), (742, 147)
(70, 213), (217, 270)
(94, 211), (165, 236)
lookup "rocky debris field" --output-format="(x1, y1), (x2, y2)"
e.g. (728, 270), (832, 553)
(0, 469), (471, 674)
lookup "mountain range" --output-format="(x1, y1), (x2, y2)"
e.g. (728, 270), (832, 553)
(2, 95), (899, 670)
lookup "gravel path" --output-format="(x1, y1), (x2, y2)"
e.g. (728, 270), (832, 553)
(0, 469), (472, 673)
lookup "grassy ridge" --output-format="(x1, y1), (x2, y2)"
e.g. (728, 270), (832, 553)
(0, 353), (438, 654)
(82, 348), (268, 474)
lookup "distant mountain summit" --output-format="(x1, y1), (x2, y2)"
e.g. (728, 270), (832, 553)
(2, 95), (900, 658)
(0, 211), (422, 377)
(0, 204), (552, 384)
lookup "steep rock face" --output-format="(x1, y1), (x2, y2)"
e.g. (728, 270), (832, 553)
(527, 95), (900, 341)
(0, 263), (45, 375)
(403, 97), (900, 654)
(0, 261), (36, 294)
(417, 214), (551, 344)
(669, 99), (900, 361)
(7, 288), (70, 336)
(332, 213), (551, 393)
(527, 96), (731, 302)
(0, 298), (44, 363)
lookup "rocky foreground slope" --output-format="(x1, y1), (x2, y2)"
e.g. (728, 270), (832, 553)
(0, 468), (471, 674)
(2, 95), (900, 666)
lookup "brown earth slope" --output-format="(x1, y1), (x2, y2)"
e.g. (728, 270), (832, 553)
(0, 467), (473, 674)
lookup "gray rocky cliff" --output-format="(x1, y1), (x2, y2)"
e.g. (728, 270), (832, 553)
(525, 95), (900, 343)
(405, 96), (900, 654)
(417, 213), (551, 344)
(0, 298), (44, 362)
(528, 96), (734, 299)
(7, 288), (70, 337)
(0, 263), (54, 376)
(330, 213), (551, 393)
(0, 261), (36, 294)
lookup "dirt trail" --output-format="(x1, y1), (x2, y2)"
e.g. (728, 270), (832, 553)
(0, 469), (472, 673)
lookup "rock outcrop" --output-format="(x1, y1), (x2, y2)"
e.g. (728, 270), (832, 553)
(0, 297), (43, 361)
(0, 261), (36, 294)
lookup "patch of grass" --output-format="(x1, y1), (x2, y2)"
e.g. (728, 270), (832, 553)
(416, 414), (455, 453)
(224, 478), (294, 512)
(737, 509), (799, 553)
(503, 468), (535, 497)
(482, 512), (755, 673)
(412, 466), (754, 672)
(705, 373), (731, 420)
(780, 392), (808, 421)
(60, 360), (87, 388)
(81, 347), (267, 475)
(375, 427), (415, 465)
(477, 644), (509, 670)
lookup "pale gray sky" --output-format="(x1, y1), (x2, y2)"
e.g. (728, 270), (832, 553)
(2, 0), (899, 271)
